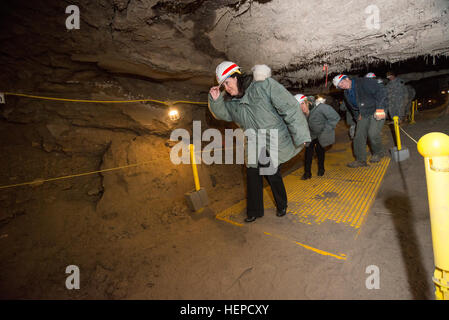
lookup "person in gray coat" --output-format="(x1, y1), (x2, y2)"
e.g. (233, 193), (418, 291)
(404, 84), (416, 120)
(295, 94), (340, 179)
(386, 71), (408, 123)
(209, 62), (311, 222)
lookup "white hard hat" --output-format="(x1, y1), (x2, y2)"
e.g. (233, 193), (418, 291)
(333, 74), (348, 87)
(216, 61), (241, 85)
(365, 72), (376, 78)
(294, 94), (307, 103)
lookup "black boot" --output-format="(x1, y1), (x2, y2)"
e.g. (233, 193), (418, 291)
(317, 168), (325, 176)
(301, 172), (312, 180)
(276, 207), (287, 217)
(244, 216), (257, 223)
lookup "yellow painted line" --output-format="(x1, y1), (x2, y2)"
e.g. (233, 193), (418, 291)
(218, 214), (347, 260)
(264, 231), (347, 261)
(216, 215), (243, 227)
(215, 198), (246, 224)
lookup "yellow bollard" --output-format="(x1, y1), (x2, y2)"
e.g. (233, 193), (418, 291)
(190, 144), (201, 191)
(417, 132), (449, 300)
(410, 101), (416, 124)
(184, 144), (208, 211)
(393, 116), (402, 151)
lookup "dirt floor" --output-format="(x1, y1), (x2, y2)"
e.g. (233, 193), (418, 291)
(0, 100), (448, 299)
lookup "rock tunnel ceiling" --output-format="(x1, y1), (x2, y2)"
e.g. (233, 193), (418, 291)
(0, 0), (448, 90)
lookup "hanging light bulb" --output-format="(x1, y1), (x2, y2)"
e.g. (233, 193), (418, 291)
(168, 108), (180, 121)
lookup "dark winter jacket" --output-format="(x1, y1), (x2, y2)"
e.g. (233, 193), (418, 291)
(343, 77), (387, 119)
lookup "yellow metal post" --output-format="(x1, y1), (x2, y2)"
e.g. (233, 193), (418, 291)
(417, 132), (449, 300)
(190, 144), (201, 191)
(393, 116), (402, 151)
(410, 101), (416, 124)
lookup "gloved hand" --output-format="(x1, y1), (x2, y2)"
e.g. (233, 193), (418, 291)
(374, 109), (386, 120)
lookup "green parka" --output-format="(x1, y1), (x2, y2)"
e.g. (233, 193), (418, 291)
(208, 76), (311, 168)
(307, 102), (341, 147)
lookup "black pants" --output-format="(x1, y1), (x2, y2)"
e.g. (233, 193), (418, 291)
(304, 138), (325, 175)
(246, 165), (287, 218)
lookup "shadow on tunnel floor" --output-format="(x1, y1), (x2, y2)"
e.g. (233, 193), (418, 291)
(384, 157), (433, 299)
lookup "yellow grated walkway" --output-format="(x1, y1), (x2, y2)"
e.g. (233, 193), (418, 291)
(215, 141), (391, 260)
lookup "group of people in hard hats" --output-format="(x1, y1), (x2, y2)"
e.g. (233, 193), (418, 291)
(207, 60), (409, 223)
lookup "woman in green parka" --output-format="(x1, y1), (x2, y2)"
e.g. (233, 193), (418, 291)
(208, 61), (311, 223)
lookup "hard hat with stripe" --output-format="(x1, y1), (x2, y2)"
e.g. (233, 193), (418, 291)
(294, 94), (307, 103)
(216, 61), (241, 85)
(333, 74), (348, 88)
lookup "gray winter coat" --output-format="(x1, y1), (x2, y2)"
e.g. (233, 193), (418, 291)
(208, 76), (311, 168)
(386, 78), (408, 118)
(308, 103), (341, 147)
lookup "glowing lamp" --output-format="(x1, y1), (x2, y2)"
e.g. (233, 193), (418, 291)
(168, 109), (180, 121)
